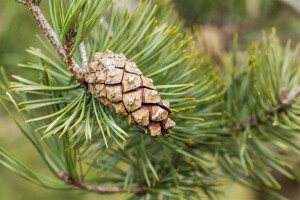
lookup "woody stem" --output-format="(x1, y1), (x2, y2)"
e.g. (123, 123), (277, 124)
(22, 0), (85, 83)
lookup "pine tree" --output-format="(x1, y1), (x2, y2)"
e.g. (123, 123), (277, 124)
(0, 0), (300, 199)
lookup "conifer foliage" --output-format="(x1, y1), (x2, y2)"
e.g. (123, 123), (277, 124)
(0, 0), (300, 199)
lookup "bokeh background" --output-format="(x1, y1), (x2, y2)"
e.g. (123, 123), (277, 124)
(1, 0), (300, 199)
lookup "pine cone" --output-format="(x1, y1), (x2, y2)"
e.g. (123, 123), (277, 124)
(84, 50), (175, 136)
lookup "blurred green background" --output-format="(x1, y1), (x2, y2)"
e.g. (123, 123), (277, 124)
(1, 0), (300, 199)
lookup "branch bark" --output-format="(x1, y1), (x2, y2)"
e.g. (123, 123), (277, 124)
(22, 0), (85, 83)
(279, 0), (300, 14)
(58, 171), (144, 195)
(280, 86), (300, 111)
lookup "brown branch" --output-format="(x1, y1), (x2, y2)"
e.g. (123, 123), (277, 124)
(235, 86), (300, 131)
(22, 0), (85, 83)
(79, 42), (89, 69)
(58, 171), (144, 195)
(280, 86), (300, 111)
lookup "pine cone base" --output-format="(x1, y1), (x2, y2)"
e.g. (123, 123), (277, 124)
(85, 50), (175, 137)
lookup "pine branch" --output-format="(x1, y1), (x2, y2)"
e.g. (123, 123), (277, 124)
(58, 171), (144, 195)
(5, 1), (223, 198)
(235, 86), (300, 131)
(22, 0), (85, 83)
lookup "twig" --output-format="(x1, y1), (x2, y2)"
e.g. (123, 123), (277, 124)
(58, 171), (144, 195)
(79, 42), (89, 69)
(280, 86), (300, 111)
(235, 86), (300, 131)
(22, 0), (85, 83)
